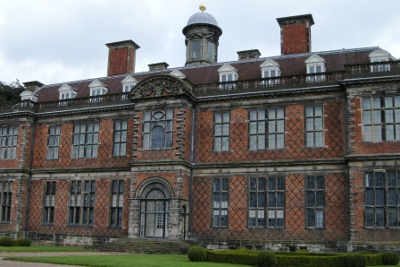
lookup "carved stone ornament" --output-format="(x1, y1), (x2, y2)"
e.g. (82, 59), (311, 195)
(131, 75), (193, 100)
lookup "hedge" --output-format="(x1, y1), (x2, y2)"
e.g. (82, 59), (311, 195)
(0, 237), (32, 247)
(206, 249), (259, 266)
(189, 248), (397, 267)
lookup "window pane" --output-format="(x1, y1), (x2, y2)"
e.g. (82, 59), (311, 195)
(365, 190), (374, 205)
(376, 208), (384, 227)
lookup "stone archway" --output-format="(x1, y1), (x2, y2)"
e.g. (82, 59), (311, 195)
(139, 182), (171, 238)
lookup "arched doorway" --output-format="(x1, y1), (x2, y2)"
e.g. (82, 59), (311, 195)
(139, 183), (170, 238)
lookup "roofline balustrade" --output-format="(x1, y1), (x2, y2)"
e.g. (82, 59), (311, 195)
(1, 61), (400, 113)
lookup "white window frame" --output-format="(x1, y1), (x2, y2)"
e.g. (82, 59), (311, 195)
(305, 54), (326, 83)
(218, 64), (238, 90)
(369, 50), (391, 73)
(20, 90), (38, 102)
(58, 84), (77, 101)
(89, 79), (108, 102)
(260, 59), (280, 86)
(121, 75), (138, 93)
(89, 79), (108, 96)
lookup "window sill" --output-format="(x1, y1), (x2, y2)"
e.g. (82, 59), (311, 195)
(67, 224), (94, 227)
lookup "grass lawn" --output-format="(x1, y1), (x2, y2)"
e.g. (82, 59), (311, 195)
(1, 246), (399, 267)
(0, 245), (94, 253)
(5, 254), (400, 267)
(5, 254), (251, 267)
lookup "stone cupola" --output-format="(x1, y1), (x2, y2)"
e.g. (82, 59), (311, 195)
(182, 4), (222, 66)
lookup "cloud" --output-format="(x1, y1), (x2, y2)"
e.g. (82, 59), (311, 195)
(0, 0), (399, 85)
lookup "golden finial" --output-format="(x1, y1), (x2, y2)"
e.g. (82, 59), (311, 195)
(199, 3), (206, 12)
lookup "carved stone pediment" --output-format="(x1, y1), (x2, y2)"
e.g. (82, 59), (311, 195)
(130, 75), (193, 100)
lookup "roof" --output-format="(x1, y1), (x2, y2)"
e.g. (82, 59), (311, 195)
(187, 11), (219, 27)
(34, 47), (379, 103)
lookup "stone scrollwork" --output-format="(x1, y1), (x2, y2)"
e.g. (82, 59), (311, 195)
(136, 76), (181, 98)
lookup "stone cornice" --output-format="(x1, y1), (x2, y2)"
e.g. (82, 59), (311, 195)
(345, 153), (400, 161)
(340, 75), (400, 87)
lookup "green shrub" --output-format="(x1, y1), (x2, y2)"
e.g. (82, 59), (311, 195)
(19, 238), (32, 247)
(206, 250), (258, 266)
(188, 245), (207, 262)
(296, 249), (309, 254)
(365, 253), (383, 266)
(381, 251), (399, 265)
(0, 237), (13, 246)
(345, 253), (367, 267)
(257, 251), (277, 267)
(11, 240), (21, 246)
(355, 250), (370, 254)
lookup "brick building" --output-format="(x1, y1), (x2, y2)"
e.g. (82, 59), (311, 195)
(1, 7), (400, 252)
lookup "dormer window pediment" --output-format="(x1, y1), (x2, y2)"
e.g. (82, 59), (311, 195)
(218, 64), (238, 90)
(20, 90), (38, 102)
(305, 54), (326, 83)
(218, 64), (238, 82)
(260, 59), (281, 78)
(121, 75), (138, 93)
(170, 70), (186, 79)
(369, 49), (390, 62)
(58, 83), (77, 100)
(369, 49), (391, 73)
(305, 54), (326, 73)
(89, 79), (108, 96)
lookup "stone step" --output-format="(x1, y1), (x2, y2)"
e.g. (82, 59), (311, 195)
(91, 239), (193, 254)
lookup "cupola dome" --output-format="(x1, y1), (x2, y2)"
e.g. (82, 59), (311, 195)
(182, 4), (222, 66)
(186, 4), (219, 27)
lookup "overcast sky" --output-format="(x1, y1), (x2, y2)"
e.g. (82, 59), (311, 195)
(1, 0), (399, 86)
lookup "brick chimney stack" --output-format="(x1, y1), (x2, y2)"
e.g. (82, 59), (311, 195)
(276, 14), (314, 55)
(106, 40), (140, 76)
(237, 49), (261, 60)
(148, 62), (169, 71)
(23, 81), (44, 92)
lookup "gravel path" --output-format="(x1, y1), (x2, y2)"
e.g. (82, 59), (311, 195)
(0, 252), (124, 267)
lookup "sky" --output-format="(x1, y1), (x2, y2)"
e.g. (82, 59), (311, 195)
(1, 0), (400, 86)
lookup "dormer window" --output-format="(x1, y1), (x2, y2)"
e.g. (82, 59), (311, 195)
(20, 90), (38, 102)
(221, 73), (236, 82)
(305, 54), (326, 83)
(58, 84), (77, 101)
(121, 75), (138, 93)
(369, 49), (391, 73)
(218, 64), (238, 90)
(260, 59), (280, 86)
(170, 70), (186, 79)
(89, 79), (108, 102)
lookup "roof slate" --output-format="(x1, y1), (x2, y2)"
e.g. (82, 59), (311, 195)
(35, 47), (378, 103)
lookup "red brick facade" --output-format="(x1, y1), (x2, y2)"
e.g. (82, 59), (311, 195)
(1, 11), (399, 252)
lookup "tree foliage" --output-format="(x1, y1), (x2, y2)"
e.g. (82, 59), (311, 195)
(0, 80), (25, 104)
